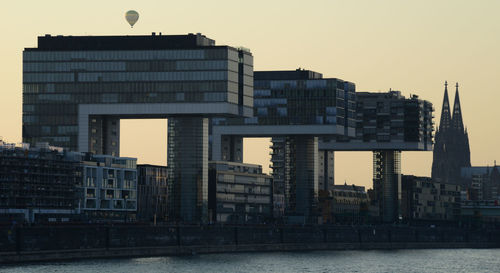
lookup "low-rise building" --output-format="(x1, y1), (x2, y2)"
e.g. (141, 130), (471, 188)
(0, 140), (81, 223)
(137, 164), (169, 223)
(461, 164), (500, 201)
(79, 154), (137, 222)
(319, 183), (369, 224)
(401, 175), (461, 221)
(332, 184), (369, 223)
(208, 161), (272, 224)
(461, 200), (500, 223)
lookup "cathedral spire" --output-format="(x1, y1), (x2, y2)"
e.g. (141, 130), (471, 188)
(438, 81), (452, 131)
(452, 82), (464, 132)
(432, 81), (471, 184)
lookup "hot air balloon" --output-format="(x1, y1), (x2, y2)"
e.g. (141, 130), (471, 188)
(125, 10), (139, 28)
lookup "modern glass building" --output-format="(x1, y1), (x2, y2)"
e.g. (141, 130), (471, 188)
(23, 33), (253, 154)
(320, 90), (434, 150)
(319, 90), (434, 222)
(137, 164), (169, 223)
(23, 33), (253, 223)
(211, 69), (356, 223)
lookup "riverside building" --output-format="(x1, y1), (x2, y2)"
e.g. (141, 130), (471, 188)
(212, 69), (356, 224)
(208, 161), (272, 224)
(318, 183), (369, 224)
(320, 90), (434, 222)
(460, 164), (500, 201)
(137, 164), (169, 223)
(0, 139), (81, 223)
(79, 154), (137, 222)
(401, 175), (461, 222)
(331, 184), (369, 223)
(22, 33), (253, 223)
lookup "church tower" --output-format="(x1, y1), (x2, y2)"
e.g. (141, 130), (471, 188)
(451, 83), (471, 170)
(432, 82), (471, 184)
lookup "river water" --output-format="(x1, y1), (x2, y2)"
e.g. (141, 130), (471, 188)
(1, 249), (499, 273)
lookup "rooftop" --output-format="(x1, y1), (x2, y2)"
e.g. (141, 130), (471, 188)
(26, 33), (216, 51)
(255, 69), (323, 81)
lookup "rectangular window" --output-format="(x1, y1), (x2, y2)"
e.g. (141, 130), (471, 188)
(102, 93), (118, 103)
(57, 126), (78, 134)
(257, 107), (268, 116)
(41, 126), (51, 134)
(277, 107), (287, 117)
(176, 92), (185, 101)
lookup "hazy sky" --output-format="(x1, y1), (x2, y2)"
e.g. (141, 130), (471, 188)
(1, 0), (499, 189)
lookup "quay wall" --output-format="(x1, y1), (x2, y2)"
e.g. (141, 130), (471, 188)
(0, 225), (499, 263)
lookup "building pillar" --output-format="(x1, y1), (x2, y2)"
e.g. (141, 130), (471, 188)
(221, 135), (243, 162)
(271, 136), (319, 222)
(318, 150), (335, 191)
(373, 150), (401, 223)
(293, 136), (319, 221)
(88, 116), (120, 156)
(167, 117), (208, 223)
(270, 137), (286, 219)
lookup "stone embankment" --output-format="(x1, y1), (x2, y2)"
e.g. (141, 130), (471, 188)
(1, 225), (498, 263)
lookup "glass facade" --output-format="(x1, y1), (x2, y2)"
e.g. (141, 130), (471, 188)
(354, 91), (434, 146)
(212, 69), (356, 223)
(213, 70), (356, 129)
(22, 34), (253, 153)
(167, 117), (209, 223)
(137, 164), (169, 222)
(270, 136), (318, 223)
(0, 145), (80, 211)
(373, 150), (401, 223)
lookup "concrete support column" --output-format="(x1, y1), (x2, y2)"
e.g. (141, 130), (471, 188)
(293, 136), (318, 220)
(318, 150), (335, 191)
(88, 116), (120, 156)
(221, 135), (243, 162)
(373, 150), (401, 223)
(103, 117), (120, 156)
(270, 137), (286, 219)
(167, 117), (208, 223)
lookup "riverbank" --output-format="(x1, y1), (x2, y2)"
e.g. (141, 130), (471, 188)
(1, 241), (499, 263)
(1, 225), (499, 264)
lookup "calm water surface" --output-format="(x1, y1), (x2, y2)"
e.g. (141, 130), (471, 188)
(1, 249), (499, 273)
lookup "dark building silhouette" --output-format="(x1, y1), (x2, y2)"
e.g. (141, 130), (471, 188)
(0, 141), (82, 223)
(432, 82), (471, 184)
(401, 175), (461, 222)
(137, 164), (169, 223)
(460, 163), (500, 201)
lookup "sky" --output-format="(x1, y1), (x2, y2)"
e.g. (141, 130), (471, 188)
(1, 0), (499, 189)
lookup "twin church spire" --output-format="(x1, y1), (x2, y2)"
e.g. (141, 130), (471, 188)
(432, 81), (471, 184)
(438, 81), (464, 133)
